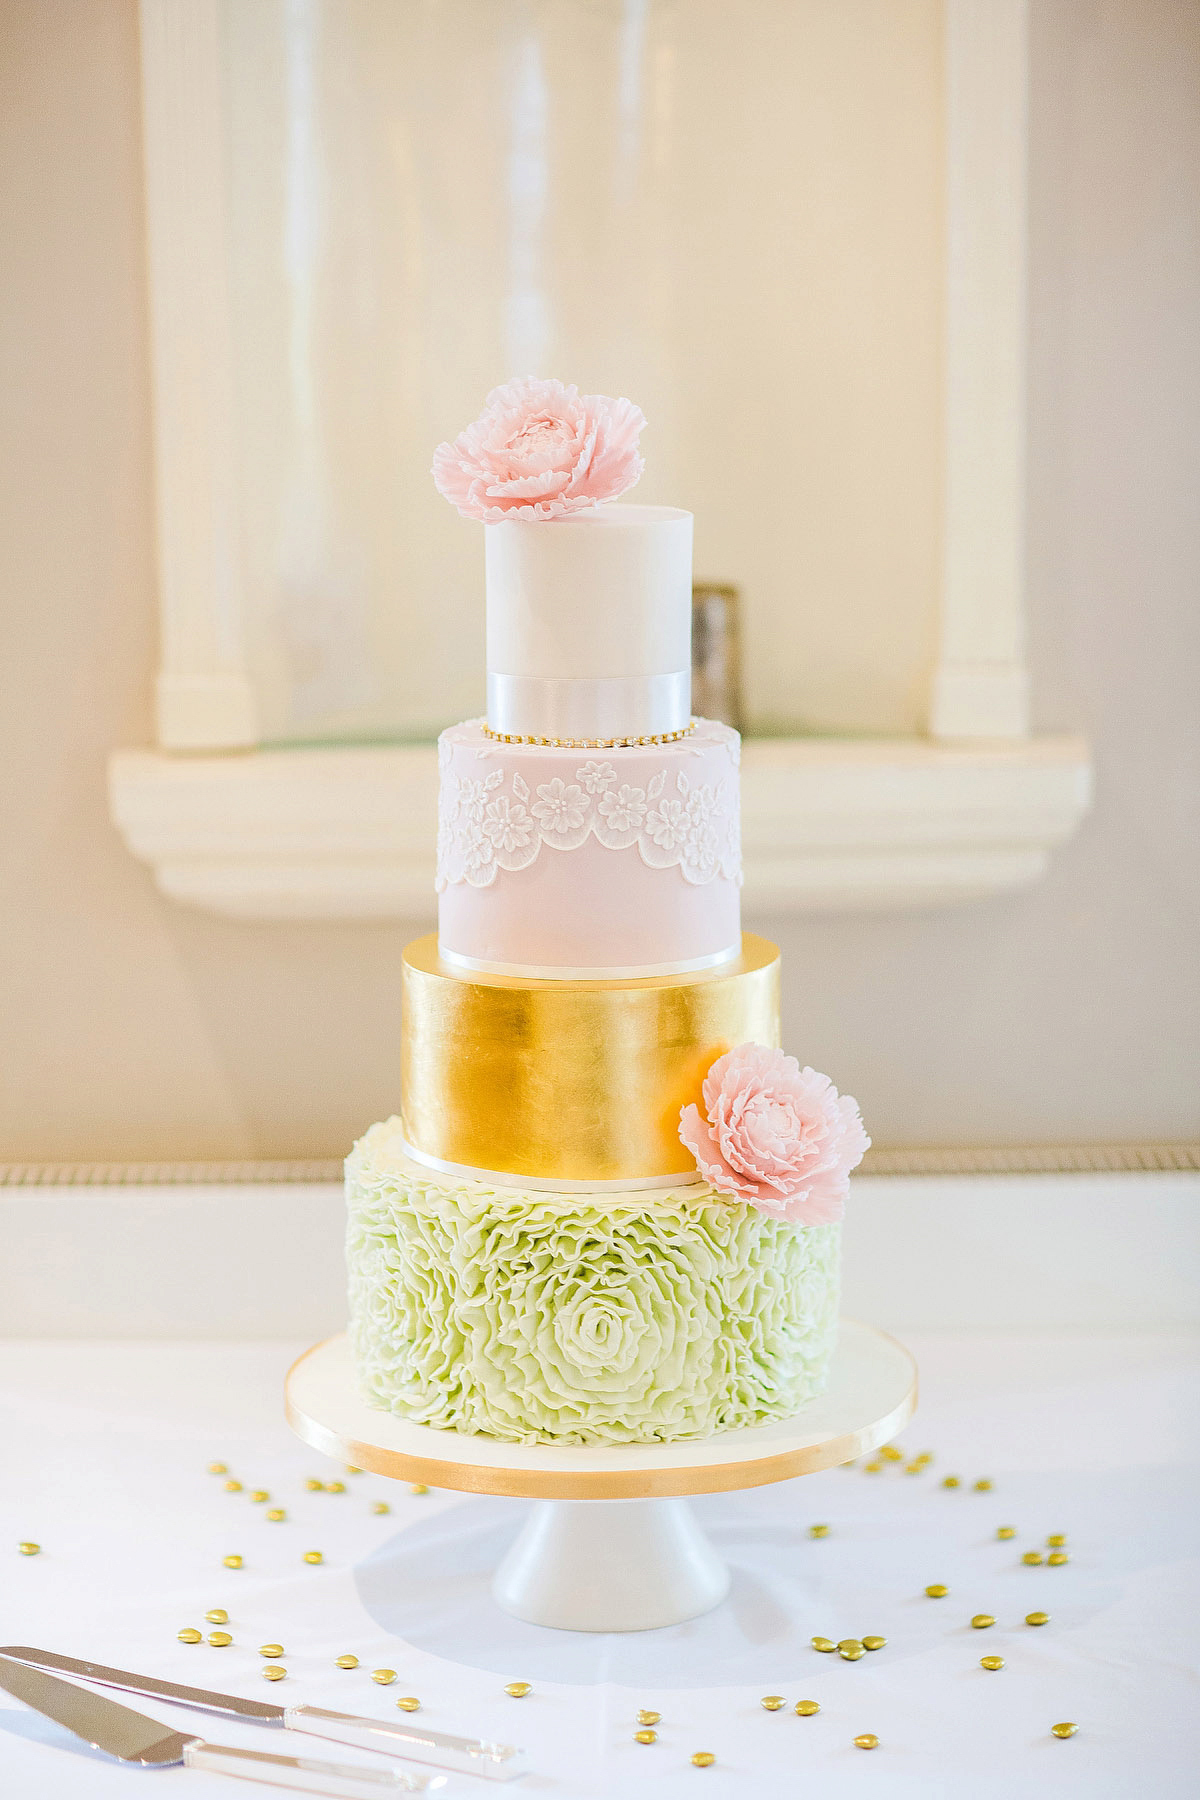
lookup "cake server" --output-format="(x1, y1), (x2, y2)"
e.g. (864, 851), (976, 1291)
(0, 1654), (441, 1795)
(0, 1646), (527, 1782)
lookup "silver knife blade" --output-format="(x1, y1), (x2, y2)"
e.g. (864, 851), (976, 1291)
(0, 1654), (193, 1764)
(0, 1646), (285, 1725)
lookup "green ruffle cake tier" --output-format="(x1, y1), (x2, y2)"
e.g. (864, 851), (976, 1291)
(346, 1119), (840, 1446)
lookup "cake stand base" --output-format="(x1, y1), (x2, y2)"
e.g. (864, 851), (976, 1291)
(493, 1497), (730, 1631)
(286, 1321), (916, 1633)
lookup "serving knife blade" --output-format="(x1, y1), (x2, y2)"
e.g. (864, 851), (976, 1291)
(0, 1656), (440, 1795)
(0, 1646), (527, 1782)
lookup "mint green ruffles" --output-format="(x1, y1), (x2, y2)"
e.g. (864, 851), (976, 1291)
(346, 1120), (840, 1445)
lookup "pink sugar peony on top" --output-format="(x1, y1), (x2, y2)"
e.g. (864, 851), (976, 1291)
(432, 376), (646, 521)
(679, 1043), (869, 1225)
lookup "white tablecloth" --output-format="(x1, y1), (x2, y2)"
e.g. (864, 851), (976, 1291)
(1, 1334), (1197, 1799)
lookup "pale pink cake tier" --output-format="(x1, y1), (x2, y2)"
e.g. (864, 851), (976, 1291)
(436, 718), (742, 977)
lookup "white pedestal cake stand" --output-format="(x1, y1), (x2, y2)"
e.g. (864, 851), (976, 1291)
(285, 1320), (916, 1634)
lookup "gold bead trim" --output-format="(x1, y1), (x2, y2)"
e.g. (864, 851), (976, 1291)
(480, 719), (698, 750)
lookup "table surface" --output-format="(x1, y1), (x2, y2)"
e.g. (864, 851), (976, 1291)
(0, 1332), (1197, 1800)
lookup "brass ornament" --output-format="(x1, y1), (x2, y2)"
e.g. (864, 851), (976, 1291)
(853, 1734), (879, 1750)
(204, 1609), (228, 1625)
(262, 1666), (287, 1682)
(794, 1700), (820, 1716)
(177, 1629), (202, 1645)
(504, 1681), (531, 1699)
(335, 1655), (359, 1670)
(1051, 1722), (1078, 1739)
(395, 1697), (420, 1713)
(400, 933), (780, 1185)
(760, 1695), (785, 1710)
(980, 1656), (1005, 1671)
(259, 1644), (285, 1658)
(862, 1636), (886, 1651)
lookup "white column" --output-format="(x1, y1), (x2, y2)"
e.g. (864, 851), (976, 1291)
(931, 0), (1031, 739)
(139, 0), (258, 749)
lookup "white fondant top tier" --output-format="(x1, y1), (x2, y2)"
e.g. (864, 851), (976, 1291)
(485, 504), (693, 739)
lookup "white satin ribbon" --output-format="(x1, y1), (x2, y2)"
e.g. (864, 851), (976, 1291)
(486, 670), (691, 740)
(437, 943), (741, 982)
(399, 1139), (703, 1195)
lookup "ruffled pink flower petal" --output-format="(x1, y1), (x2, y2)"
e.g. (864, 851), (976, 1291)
(432, 377), (645, 521)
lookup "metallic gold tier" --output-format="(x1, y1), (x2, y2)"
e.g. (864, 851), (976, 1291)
(400, 932), (780, 1187)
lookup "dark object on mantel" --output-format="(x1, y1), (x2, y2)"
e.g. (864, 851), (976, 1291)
(692, 582), (742, 731)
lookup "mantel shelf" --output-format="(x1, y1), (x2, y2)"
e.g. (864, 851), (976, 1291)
(109, 734), (1092, 920)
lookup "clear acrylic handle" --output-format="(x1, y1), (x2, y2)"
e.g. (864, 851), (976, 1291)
(285, 1705), (527, 1782)
(182, 1739), (444, 1797)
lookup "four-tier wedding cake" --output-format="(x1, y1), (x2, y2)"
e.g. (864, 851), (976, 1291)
(346, 379), (868, 1445)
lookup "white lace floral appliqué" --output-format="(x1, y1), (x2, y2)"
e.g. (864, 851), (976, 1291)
(437, 749), (741, 891)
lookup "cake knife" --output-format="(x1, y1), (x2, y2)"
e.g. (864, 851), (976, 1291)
(0, 1654), (441, 1795)
(0, 1646), (527, 1782)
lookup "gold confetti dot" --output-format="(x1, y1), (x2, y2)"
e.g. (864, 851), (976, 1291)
(691, 1751), (716, 1767)
(259, 1644), (285, 1658)
(996, 1526), (1016, 1540)
(335, 1655), (359, 1670)
(177, 1629), (202, 1645)
(925, 1584), (949, 1598)
(207, 1632), (232, 1648)
(207, 1462), (228, 1476)
(372, 1501), (391, 1516)
(224, 1480), (243, 1494)
(904, 1460), (923, 1474)
(973, 1479), (993, 1492)
(222, 1555), (243, 1570)
(410, 1485), (430, 1497)
(504, 1681), (531, 1699)
(262, 1665), (287, 1682)
(1022, 1551), (1044, 1566)
(971, 1614), (996, 1629)
(942, 1476), (960, 1489)
(1046, 1533), (1067, 1548)
(1026, 1611), (1050, 1627)
(794, 1700), (820, 1717)
(250, 1491), (269, 1505)
(862, 1635), (887, 1651)
(838, 1639), (865, 1661)
(305, 1478), (324, 1492)
(809, 1523), (830, 1538)
(205, 1609), (229, 1625)
(395, 1697), (420, 1713)
(372, 1669), (397, 1686)
(637, 1710), (661, 1726)
(346, 1466), (363, 1476)
(1051, 1722), (1078, 1739)
(634, 1730), (657, 1745)
(266, 1509), (286, 1523)
(760, 1695), (785, 1710)
(854, 1734), (879, 1750)
(303, 1551), (323, 1565)
(864, 1460), (883, 1473)
(880, 1446), (903, 1462)
(980, 1655), (1004, 1671)
(1048, 1551), (1069, 1566)
(914, 1451), (934, 1466)
(17, 1543), (40, 1557)
(325, 1481), (346, 1495)
(811, 1636), (836, 1652)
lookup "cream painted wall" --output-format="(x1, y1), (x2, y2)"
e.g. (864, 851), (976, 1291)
(0, 0), (1196, 1160)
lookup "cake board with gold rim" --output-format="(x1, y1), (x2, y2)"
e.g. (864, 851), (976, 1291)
(285, 1320), (916, 1634)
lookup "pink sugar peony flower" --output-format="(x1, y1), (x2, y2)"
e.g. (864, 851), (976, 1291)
(679, 1044), (869, 1225)
(432, 376), (646, 522)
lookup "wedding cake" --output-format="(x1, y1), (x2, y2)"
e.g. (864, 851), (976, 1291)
(346, 379), (868, 1445)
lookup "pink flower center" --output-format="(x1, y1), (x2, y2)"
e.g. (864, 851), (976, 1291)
(505, 410), (570, 462)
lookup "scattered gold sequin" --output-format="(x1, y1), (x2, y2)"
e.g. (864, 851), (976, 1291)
(862, 1636), (887, 1651)
(1046, 1534), (1067, 1548)
(266, 1509), (286, 1523)
(980, 1655), (1005, 1671)
(971, 1614), (996, 1630)
(838, 1640), (865, 1661)
(904, 1460), (923, 1474)
(335, 1655), (359, 1670)
(853, 1734), (879, 1750)
(177, 1629), (202, 1644)
(305, 1478), (324, 1492)
(259, 1645), (285, 1658)
(811, 1636), (836, 1653)
(1051, 1722), (1078, 1739)
(794, 1700), (820, 1717)
(223, 1480), (243, 1494)
(1026, 1612), (1050, 1627)
(1048, 1552), (1069, 1566)
(205, 1609), (229, 1625)
(996, 1526), (1017, 1540)
(346, 1466), (363, 1476)
(250, 1491), (269, 1504)
(634, 1730), (657, 1745)
(809, 1524), (830, 1538)
(372, 1501), (391, 1516)
(973, 1479), (993, 1492)
(504, 1681), (531, 1699)
(914, 1451), (933, 1466)
(17, 1543), (40, 1557)
(864, 1460), (883, 1474)
(760, 1695), (785, 1711)
(325, 1481), (346, 1495)
(262, 1666), (287, 1682)
(372, 1669), (397, 1686)
(942, 1476), (960, 1489)
(222, 1555), (243, 1570)
(880, 1446), (903, 1462)
(925, 1584), (948, 1598)
(410, 1485), (430, 1497)
(207, 1632), (232, 1648)
(207, 1462), (228, 1476)
(1022, 1551), (1044, 1566)
(395, 1697), (420, 1713)
(691, 1752), (716, 1767)
(637, 1710), (661, 1726)
(303, 1551), (323, 1565)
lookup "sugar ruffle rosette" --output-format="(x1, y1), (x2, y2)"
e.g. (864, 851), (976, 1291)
(346, 1123), (840, 1445)
(679, 1044), (869, 1224)
(432, 376), (645, 522)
